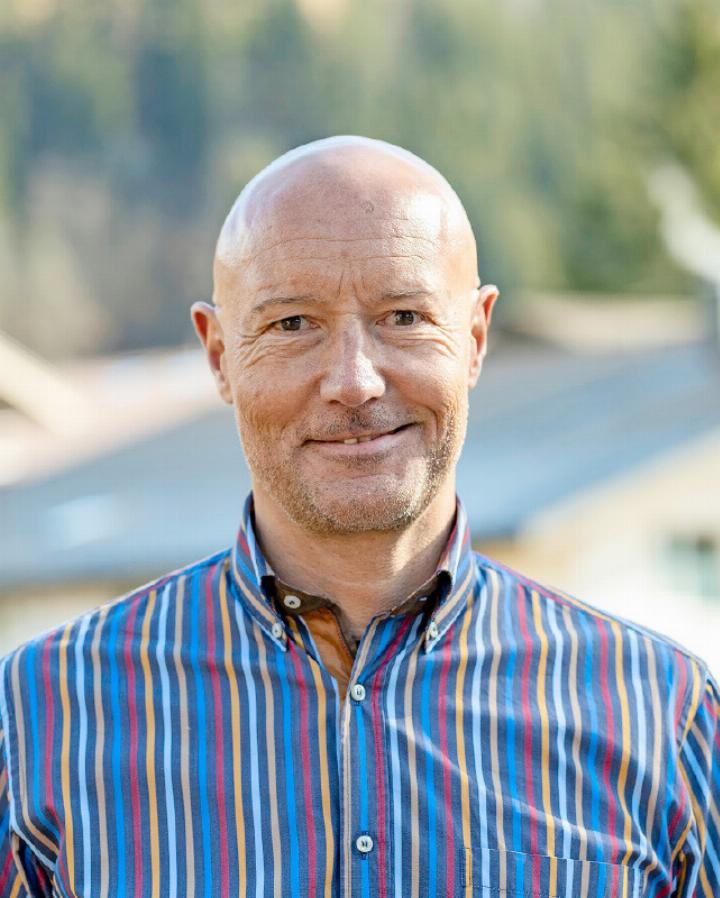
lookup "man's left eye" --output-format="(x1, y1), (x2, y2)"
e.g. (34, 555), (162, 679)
(390, 310), (422, 326)
(273, 315), (308, 332)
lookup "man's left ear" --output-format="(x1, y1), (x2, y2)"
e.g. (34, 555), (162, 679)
(468, 284), (499, 388)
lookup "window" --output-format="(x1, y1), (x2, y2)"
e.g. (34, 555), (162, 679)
(663, 533), (720, 600)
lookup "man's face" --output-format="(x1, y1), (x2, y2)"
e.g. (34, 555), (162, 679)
(195, 170), (497, 534)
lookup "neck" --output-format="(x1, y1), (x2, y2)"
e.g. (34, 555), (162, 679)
(250, 482), (457, 643)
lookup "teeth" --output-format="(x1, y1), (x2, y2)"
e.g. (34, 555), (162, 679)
(342, 434), (376, 444)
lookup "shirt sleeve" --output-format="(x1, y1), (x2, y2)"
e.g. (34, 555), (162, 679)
(673, 669), (720, 898)
(0, 725), (32, 898)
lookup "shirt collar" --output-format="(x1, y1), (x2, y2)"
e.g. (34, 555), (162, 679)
(228, 490), (476, 653)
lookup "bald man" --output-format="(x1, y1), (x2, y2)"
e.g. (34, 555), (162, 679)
(1, 137), (718, 898)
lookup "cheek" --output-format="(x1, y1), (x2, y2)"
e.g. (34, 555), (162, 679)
(395, 355), (465, 413)
(229, 364), (310, 439)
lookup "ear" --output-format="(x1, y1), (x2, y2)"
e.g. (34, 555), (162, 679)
(468, 284), (499, 389)
(191, 301), (233, 404)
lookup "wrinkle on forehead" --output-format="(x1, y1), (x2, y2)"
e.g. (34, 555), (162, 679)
(213, 136), (479, 306)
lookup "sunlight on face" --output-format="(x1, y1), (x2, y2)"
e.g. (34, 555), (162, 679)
(205, 142), (488, 534)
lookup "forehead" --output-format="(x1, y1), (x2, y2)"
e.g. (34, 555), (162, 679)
(237, 192), (455, 299)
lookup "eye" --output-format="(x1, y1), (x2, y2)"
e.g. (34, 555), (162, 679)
(271, 315), (311, 332)
(388, 310), (423, 326)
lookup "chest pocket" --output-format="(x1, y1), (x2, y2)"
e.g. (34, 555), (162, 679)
(459, 847), (644, 897)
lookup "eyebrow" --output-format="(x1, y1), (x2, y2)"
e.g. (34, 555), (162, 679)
(249, 295), (319, 318)
(249, 289), (435, 318)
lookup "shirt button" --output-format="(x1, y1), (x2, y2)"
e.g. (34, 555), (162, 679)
(283, 594), (301, 609)
(355, 834), (374, 854)
(427, 621), (439, 640)
(350, 683), (366, 702)
(271, 622), (285, 639)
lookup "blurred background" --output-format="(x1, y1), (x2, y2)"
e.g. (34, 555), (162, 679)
(1, 0), (719, 674)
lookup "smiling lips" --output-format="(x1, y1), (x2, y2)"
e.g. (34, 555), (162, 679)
(304, 424), (415, 456)
(309, 424), (410, 445)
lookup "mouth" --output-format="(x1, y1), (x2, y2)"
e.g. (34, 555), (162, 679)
(305, 423), (416, 455)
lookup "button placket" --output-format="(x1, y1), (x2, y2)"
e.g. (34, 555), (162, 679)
(339, 616), (385, 898)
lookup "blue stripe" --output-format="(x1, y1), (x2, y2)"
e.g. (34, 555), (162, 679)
(276, 646), (300, 898)
(189, 570), (212, 898)
(107, 603), (127, 898)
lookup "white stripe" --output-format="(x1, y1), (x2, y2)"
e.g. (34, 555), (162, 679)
(628, 629), (651, 869)
(470, 558), (491, 888)
(386, 615), (425, 898)
(546, 602), (573, 859)
(234, 603), (265, 898)
(156, 581), (178, 898)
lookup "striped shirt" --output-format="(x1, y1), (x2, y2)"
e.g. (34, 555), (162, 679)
(1, 491), (718, 898)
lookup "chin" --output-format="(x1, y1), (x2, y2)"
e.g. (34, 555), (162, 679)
(285, 478), (435, 534)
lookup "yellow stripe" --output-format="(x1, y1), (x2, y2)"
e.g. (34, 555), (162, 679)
(621, 863), (629, 898)
(232, 558), (277, 627)
(172, 577), (195, 896)
(8, 874), (22, 898)
(530, 591), (555, 895)
(219, 571), (247, 896)
(140, 590), (160, 898)
(676, 758), (706, 863)
(456, 597), (474, 898)
(610, 620), (634, 866)
(91, 606), (110, 898)
(680, 661), (702, 745)
(58, 621), (75, 891)
(670, 661), (704, 866)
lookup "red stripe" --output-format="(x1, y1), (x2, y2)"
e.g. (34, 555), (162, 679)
(0, 846), (13, 894)
(666, 792), (686, 848)
(205, 566), (230, 898)
(595, 620), (620, 866)
(124, 598), (143, 895)
(673, 653), (688, 733)
(369, 614), (415, 898)
(287, 637), (317, 898)
(517, 587), (538, 858)
(438, 628), (455, 893)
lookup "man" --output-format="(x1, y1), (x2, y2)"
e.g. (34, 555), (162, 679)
(0, 136), (717, 898)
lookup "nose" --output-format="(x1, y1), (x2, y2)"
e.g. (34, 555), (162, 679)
(319, 323), (386, 407)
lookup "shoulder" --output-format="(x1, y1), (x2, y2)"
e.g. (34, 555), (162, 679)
(473, 550), (713, 729)
(0, 548), (230, 718)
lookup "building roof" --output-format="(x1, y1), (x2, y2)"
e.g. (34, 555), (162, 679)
(2, 335), (720, 589)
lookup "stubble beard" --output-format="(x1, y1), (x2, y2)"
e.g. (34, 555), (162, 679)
(240, 405), (466, 535)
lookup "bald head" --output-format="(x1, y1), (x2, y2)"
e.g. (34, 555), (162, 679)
(213, 135), (480, 306)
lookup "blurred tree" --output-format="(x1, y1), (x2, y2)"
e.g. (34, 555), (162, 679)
(0, 0), (717, 356)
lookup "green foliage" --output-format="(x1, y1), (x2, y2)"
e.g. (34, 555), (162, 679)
(0, 0), (717, 355)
